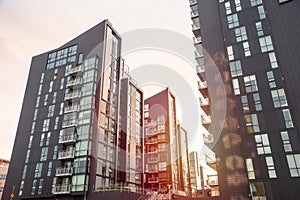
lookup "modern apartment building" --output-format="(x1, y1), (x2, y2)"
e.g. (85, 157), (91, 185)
(143, 88), (180, 194)
(2, 20), (144, 200)
(0, 159), (9, 199)
(188, 151), (201, 197)
(189, 0), (300, 199)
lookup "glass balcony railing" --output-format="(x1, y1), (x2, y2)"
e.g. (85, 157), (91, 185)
(67, 65), (83, 75)
(62, 119), (77, 128)
(66, 78), (82, 88)
(59, 134), (76, 144)
(56, 167), (73, 176)
(65, 90), (81, 101)
(58, 150), (75, 160)
(189, 0), (198, 5)
(64, 105), (79, 113)
(52, 184), (71, 194)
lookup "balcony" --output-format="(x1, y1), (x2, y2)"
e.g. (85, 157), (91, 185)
(189, 0), (197, 5)
(198, 81), (209, 98)
(62, 119), (77, 128)
(66, 78), (82, 88)
(192, 23), (201, 38)
(59, 133), (76, 144)
(193, 36), (202, 45)
(52, 184), (71, 194)
(206, 154), (217, 171)
(148, 149), (158, 154)
(148, 177), (159, 183)
(146, 138), (158, 144)
(203, 133), (214, 144)
(201, 115), (211, 130)
(207, 175), (219, 186)
(64, 105), (79, 113)
(196, 65), (206, 82)
(148, 167), (158, 173)
(190, 10), (199, 18)
(146, 121), (157, 128)
(148, 158), (158, 163)
(58, 150), (75, 160)
(56, 167), (73, 176)
(200, 98), (210, 115)
(67, 65), (83, 76)
(65, 91), (81, 101)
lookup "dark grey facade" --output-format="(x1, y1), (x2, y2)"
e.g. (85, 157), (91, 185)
(189, 0), (300, 199)
(2, 20), (143, 200)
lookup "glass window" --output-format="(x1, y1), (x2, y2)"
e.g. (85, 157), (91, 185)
(227, 14), (239, 28)
(52, 92), (57, 104)
(28, 135), (33, 148)
(225, 2), (232, 14)
(243, 41), (251, 57)
(60, 78), (65, 89)
(31, 179), (37, 195)
(255, 22), (264, 36)
(54, 117), (59, 130)
(265, 156), (277, 178)
(269, 52), (278, 68)
(241, 95), (249, 113)
(253, 93), (262, 111)
(38, 179), (43, 194)
(38, 84), (42, 95)
(271, 89), (287, 108)
(78, 53), (84, 65)
(25, 150), (31, 163)
(255, 134), (271, 154)
(258, 5), (266, 19)
(49, 81), (53, 93)
(60, 102), (64, 115)
(286, 154), (300, 177)
(36, 96), (40, 108)
(281, 131), (292, 152)
(42, 119), (50, 132)
(235, 26), (248, 42)
(250, 0), (262, 6)
(246, 158), (255, 179)
(244, 114), (260, 133)
(230, 60), (242, 77)
(232, 78), (240, 95)
(40, 147), (49, 161)
(40, 73), (45, 83)
(227, 46), (234, 61)
(244, 75), (258, 93)
(22, 165), (27, 179)
(54, 69), (58, 80)
(48, 105), (55, 117)
(235, 0), (242, 11)
(53, 145), (58, 160)
(259, 36), (274, 53)
(267, 71), (276, 88)
(47, 161), (53, 176)
(19, 181), (24, 196)
(282, 109), (294, 128)
(44, 94), (48, 106)
(34, 163), (43, 178)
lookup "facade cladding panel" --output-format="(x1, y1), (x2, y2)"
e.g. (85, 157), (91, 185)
(193, 0), (300, 199)
(2, 20), (144, 200)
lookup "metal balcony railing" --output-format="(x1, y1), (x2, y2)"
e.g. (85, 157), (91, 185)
(198, 81), (207, 90)
(56, 167), (73, 176)
(62, 119), (77, 128)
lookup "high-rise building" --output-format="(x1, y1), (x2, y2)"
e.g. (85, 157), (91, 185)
(189, 0), (300, 199)
(188, 151), (201, 197)
(2, 20), (144, 200)
(0, 159), (9, 199)
(176, 124), (191, 196)
(143, 88), (180, 195)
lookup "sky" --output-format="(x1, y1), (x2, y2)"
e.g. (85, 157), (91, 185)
(0, 0), (207, 160)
